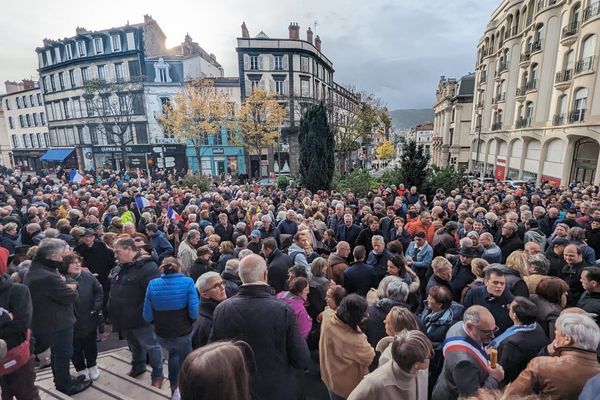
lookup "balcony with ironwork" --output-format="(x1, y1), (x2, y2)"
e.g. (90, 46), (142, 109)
(584, 1), (600, 23)
(491, 121), (503, 131)
(499, 61), (509, 73)
(530, 40), (543, 54)
(520, 52), (531, 67)
(555, 69), (573, 90)
(495, 92), (506, 103)
(552, 113), (565, 126)
(561, 20), (579, 46)
(575, 56), (595, 75)
(515, 117), (532, 128)
(516, 86), (527, 101)
(479, 72), (487, 85)
(569, 109), (586, 123)
(525, 79), (537, 92)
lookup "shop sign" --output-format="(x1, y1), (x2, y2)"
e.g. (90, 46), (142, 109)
(212, 147), (224, 155)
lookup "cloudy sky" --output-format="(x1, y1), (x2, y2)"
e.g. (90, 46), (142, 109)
(0, 0), (498, 109)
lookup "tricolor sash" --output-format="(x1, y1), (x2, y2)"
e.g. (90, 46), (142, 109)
(443, 336), (489, 371)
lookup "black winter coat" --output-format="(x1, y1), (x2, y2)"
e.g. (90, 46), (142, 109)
(215, 254), (235, 274)
(561, 261), (590, 307)
(71, 271), (103, 338)
(0, 276), (32, 350)
(221, 271), (241, 297)
(210, 284), (310, 400)
(504, 270), (530, 298)
(191, 298), (219, 349)
(544, 247), (566, 277)
(190, 259), (213, 284)
(362, 298), (410, 348)
(463, 285), (514, 334)
(267, 249), (293, 294)
(577, 291), (600, 324)
(24, 259), (77, 336)
(74, 240), (116, 281)
(498, 233), (524, 263)
(450, 259), (476, 303)
(588, 228), (600, 260)
(343, 262), (377, 297)
(108, 255), (159, 331)
(497, 323), (548, 384)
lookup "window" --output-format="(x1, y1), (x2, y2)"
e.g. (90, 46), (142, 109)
(128, 60), (141, 80)
(42, 77), (48, 93)
(23, 96), (29, 108)
(33, 113), (39, 126)
(29, 95), (34, 107)
(132, 93), (144, 114)
(44, 132), (49, 147)
(250, 55), (259, 70)
(85, 99), (94, 116)
(118, 94), (127, 114)
(275, 80), (286, 95)
(250, 79), (260, 92)
(4, 99), (10, 111)
(115, 63), (125, 82)
(301, 79), (310, 97)
(16, 97), (22, 108)
(300, 56), (309, 72)
(89, 125), (98, 144)
(65, 43), (73, 60)
(274, 55), (283, 70)
(36, 133), (42, 148)
(11, 135), (18, 148)
(40, 112), (46, 125)
(49, 74), (56, 92)
(26, 114), (31, 127)
(58, 72), (65, 90)
(101, 97), (110, 114)
(23, 134), (29, 149)
(7, 117), (13, 129)
(81, 67), (90, 83)
(135, 123), (148, 144)
(94, 38), (104, 55)
(77, 41), (87, 57)
(111, 35), (121, 52)
(29, 134), (35, 148)
(36, 93), (41, 106)
(18, 115), (23, 128)
(97, 65), (107, 81)
(69, 70), (76, 88)
(158, 67), (168, 83)
(63, 101), (71, 119)
(214, 131), (223, 145)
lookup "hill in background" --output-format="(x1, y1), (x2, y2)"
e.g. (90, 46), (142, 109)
(389, 108), (434, 130)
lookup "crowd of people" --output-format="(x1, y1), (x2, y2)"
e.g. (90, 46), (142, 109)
(1, 169), (600, 399)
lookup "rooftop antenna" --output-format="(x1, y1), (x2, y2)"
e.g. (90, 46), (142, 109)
(314, 20), (318, 34)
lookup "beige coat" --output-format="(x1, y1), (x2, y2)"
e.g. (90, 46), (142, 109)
(348, 360), (428, 400)
(319, 309), (375, 398)
(177, 240), (197, 276)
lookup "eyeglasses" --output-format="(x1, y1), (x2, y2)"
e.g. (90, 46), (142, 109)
(475, 325), (499, 335)
(206, 281), (225, 291)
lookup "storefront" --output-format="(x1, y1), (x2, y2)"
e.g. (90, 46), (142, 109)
(186, 146), (246, 177)
(92, 144), (188, 171)
(13, 149), (45, 172)
(39, 147), (78, 171)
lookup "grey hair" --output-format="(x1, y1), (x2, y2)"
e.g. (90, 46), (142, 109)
(385, 278), (409, 302)
(459, 237), (473, 248)
(123, 222), (135, 230)
(204, 225), (215, 234)
(224, 258), (240, 275)
(529, 253), (550, 275)
(186, 229), (201, 241)
(36, 238), (68, 260)
(44, 228), (59, 238)
(555, 313), (600, 351)
(463, 306), (482, 325)
(236, 222), (247, 231)
(376, 275), (402, 300)
(239, 255), (267, 284)
(238, 249), (254, 260)
(372, 235), (385, 244)
(196, 271), (221, 293)
(260, 215), (272, 223)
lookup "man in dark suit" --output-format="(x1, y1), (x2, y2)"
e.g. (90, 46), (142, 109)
(336, 214), (361, 249)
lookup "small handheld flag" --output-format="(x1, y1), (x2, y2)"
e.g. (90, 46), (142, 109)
(69, 171), (86, 185)
(167, 205), (183, 222)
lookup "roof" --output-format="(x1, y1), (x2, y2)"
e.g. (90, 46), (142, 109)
(255, 31), (270, 39)
(456, 73), (476, 97)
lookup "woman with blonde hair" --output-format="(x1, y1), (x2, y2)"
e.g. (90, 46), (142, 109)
(505, 250), (530, 297)
(460, 258), (489, 303)
(376, 306), (420, 366)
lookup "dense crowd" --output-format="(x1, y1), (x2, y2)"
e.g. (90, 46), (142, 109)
(1, 169), (600, 400)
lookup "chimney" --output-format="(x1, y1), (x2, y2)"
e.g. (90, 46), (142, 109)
(288, 22), (300, 40)
(75, 26), (87, 35)
(315, 35), (321, 51)
(306, 27), (312, 44)
(241, 21), (249, 38)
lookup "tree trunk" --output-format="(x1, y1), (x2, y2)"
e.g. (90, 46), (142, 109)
(194, 144), (202, 175)
(119, 135), (129, 171)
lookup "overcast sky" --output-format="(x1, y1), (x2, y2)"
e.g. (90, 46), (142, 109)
(0, 0), (498, 109)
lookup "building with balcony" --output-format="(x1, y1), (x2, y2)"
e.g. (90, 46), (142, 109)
(35, 15), (224, 172)
(0, 80), (49, 170)
(432, 74), (475, 170)
(406, 123), (434, 164)
(470, 0), (600, 185)
(236, 22), (360, 177)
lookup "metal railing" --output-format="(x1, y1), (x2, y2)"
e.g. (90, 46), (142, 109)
(526, 79), (538, 91)
(520, 52), (531, 63)
(479, 72), (487, 84)
(516, 117), (532, 128)
(575, 56), (595, 74)
(499, 61), (509, 72)
(562, 20), (580, 38)
(555, 69), (573, 83)
(491, 121), (503, 131)
(531, 40), (543, 52)
(495, 92), (506, 102)
(552, 113), (565, 126)
(584, 1), (600, 22)
(569, 109), (586, 123)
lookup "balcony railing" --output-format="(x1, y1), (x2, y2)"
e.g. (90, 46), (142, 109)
(479, 72), (487, 84)
(584, 1), (600, 22)
(575, 56), (595, 74)
(512, 26), (519, 36)
(499, 61), (509, 72)
(553, 113), (565, 126)
(531, 40), (543, 53)
(526, 79), (538, 91)
(476, 100), (484, 108)
(536, 0), (545, 12)
(520, 52), (531, 63)
(555, 69), (573, 83)
(562, 20), (580, 39)
(495, 92), (506, 102)
(569, 109), (586, 123)
(516, 117), (532, 128)
(491, 121), (503, 131)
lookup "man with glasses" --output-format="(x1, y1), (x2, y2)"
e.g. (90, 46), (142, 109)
(463, 265), (514, 334)
(191, 271), (227, 348)
(432, 305), (504, 400)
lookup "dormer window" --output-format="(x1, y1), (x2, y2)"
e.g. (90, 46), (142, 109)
(77, 41), (87, 57)
(111, 35), (121, 52)
(65, 44), (73, 60)
(153, 58), (172, 83)
(94, 38), (104, 55)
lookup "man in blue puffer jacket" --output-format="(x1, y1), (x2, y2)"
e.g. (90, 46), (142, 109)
(143, 256), (199, 396)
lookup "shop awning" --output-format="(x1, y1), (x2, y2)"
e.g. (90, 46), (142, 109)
(39, 148), (74, 162)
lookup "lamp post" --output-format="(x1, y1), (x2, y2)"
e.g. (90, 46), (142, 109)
(474, 111), (482, 176)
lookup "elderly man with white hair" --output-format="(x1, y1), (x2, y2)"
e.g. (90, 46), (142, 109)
(505, 312), (600, 398)
(178, 229), (200, 276)
(210, 254), (310, 400)
(192, 271), (227, 348)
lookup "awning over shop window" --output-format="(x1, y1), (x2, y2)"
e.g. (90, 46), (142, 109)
(39, 148), (74, 162)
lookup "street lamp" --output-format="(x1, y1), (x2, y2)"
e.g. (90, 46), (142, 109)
(474, 111), (482, 176)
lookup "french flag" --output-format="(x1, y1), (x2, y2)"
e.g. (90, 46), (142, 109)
(167, 205), (183, 222)
(69, 171), (86, 185)
(134, 195), (153, 210)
